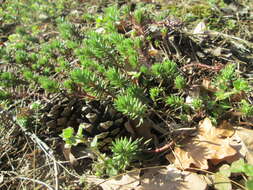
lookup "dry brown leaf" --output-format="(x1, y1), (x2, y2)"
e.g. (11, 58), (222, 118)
(216, 120), (235, 138)
(91, 166), (207, 190)
(137, 165), (207, 190)
(92, 171), (140, 190)
(202, 78), (217, 92)
(222, 132), (247, 164)
(166, 118), (238, 170)
(236, 127), (253, 165)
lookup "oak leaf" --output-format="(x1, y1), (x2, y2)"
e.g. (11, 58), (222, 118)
(137, 165), (207, 190)
(166, 118), (238, 170)
(89, 165), (207, 190)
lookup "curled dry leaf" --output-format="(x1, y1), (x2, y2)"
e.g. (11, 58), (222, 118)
(202, 78), (217, 92)
(235, 127), (253, 165)
(137, 165), (207, 190)
(89, 171), (140, 190)
(213, 131), (246, 166)
(216, 120), (235, 138)
(90, 165), (207, 190)
(166, 118), (238, 170)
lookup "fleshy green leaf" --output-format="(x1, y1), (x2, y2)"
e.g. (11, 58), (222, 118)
(61, 127), (74, 139)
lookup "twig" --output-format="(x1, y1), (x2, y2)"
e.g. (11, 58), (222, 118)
(53, 159), (59, 190)
(208, 31), (253, 48)
(147, 141), (175, 153)
(182, 62), (223, 71)
(2, 109), (59, 190)
(15, 177), (55, 190)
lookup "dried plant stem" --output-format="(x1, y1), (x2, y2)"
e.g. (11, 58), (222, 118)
(182, 62), (223, 71)
(15, 177), (54, 190)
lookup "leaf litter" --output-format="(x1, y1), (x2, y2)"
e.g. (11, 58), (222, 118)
(89, 118), (253, 190)
(166, 118), (239, 170)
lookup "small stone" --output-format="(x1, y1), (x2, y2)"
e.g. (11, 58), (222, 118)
(80, 123), (93, 134)
(38, 13), (48, 21)
(57, 117), (67, 126)
(196, 51), (205, 58)
(99, 121), (113, 130)
(86, 113), (97, 123)
(46, 120), (56, 128)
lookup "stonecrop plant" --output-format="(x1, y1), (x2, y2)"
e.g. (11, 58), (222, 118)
(1, 0), (252, 125)
(1, 0), (253, 187)
(93, 137), (142, 177)
(60, 126), (141, 177)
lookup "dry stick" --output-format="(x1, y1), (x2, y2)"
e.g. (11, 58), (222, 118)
(147, 141), (175, 153)
(2, 109), (59, 190)
(53, 159), (59, 190)
(182, 62), (224, 72)
(24, 155), (92, 172)
(187, 30), (253, 49)
(21, 128), (59, 190)
(15, 177), (54, 190)
(210, 31), (253, 48)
